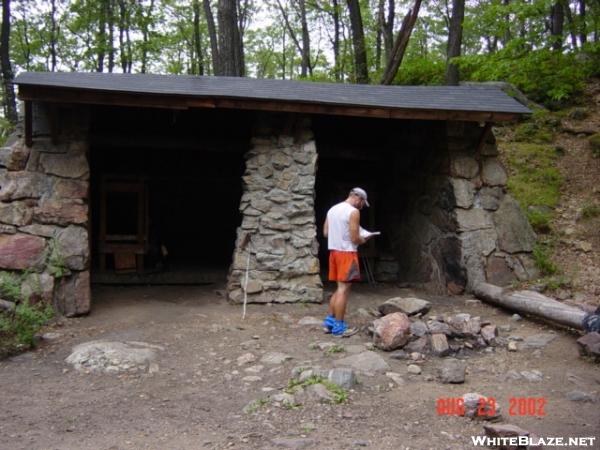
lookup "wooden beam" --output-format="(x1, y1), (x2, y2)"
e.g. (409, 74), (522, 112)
(17, 85), (521, 122)
(24, 101), (32, 147)
(476, 121), (493, 155)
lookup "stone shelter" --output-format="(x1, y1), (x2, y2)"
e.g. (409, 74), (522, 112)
(0, 72), (534, 316)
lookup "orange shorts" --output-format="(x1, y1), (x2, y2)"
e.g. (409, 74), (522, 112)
(328, 250), (361, 282)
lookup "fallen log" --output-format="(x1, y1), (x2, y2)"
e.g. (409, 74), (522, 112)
(0, 298), (16, 312)
(472, 282), (586, 330)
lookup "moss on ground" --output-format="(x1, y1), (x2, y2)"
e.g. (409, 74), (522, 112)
(501, 141), (563, 233)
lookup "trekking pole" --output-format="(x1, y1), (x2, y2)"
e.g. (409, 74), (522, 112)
(240, 233), (252, 320)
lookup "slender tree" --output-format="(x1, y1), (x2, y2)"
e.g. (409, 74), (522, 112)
(346, 0), (369, 83)
(445, 0), (464, 86)
(1, 0), (18, 124)
(380, 0), (422, 85)
(550, 0), (565, 51)
(192, 0), (205, 75)
(217, 0), (244, 76)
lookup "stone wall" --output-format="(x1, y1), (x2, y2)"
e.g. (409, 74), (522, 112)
(386, 121), (537, 293)
(448, 122), (538, 289)
(227, 115), (322, 303)
(0, 104), (91, 316)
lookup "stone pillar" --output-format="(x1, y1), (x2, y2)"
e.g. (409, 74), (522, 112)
(447, 122), (538, 289)
(227, 115), (322, 303)
(0, 103), (91, 316)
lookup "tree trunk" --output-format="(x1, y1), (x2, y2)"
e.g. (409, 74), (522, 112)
(501, 0), (511, 47)
(332, 0), (341, 81)
(473, 283), (586, 330)
(193, 0), (205, 75)
(203, 0), (220, 75)
(217, 0), (244, 76)
(0, 0), (18, 125)
(550, 1), (565, 51)
(564, 0), (578, 48)
(107, 0), (115, 72)
(299, 0), (312, 77)
(383, 0), (395, 64)
(380, 0), (422, 85)
(50, 0), (58, 71)
(445, 0), (464, 86)
(346, 0), (369, 84)
(579, 0), (587, 44)
(118, 0), (132, 73)
(97, 0), (107, 72)
(376, 0), (384, 71)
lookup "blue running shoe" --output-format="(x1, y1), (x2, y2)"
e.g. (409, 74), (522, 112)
(323, 315), (336, 333)
(332, 320), (359, 338)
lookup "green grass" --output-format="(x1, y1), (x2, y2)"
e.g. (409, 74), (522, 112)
(286, 375), (349, 404)
(244, 397), (270, 414)
(532, 243), (558, 276)
(502, 142), (564, 233)
(589, 134), (600, 158)
(325, 344), (345, 355)
(0, 271), (54, 357)
(581, 203), (600, 219)
(0, 272), (22, 302)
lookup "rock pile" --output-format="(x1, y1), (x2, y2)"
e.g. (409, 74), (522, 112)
(370, 296), (502, 357)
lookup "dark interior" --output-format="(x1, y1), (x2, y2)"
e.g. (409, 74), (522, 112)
(313, 115), (444, 282)
(89, 106), (251, 282)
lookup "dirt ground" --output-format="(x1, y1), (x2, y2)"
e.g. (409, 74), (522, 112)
(1, 283), (599, 450)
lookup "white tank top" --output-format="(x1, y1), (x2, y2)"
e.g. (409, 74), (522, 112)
(327, 201), (358, 252)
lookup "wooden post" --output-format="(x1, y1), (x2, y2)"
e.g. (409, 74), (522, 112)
(24, 101), (33, 147)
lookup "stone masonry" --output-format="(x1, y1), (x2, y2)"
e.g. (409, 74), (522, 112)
(0, 105), (91, 316)
(227, 115), (323, 303)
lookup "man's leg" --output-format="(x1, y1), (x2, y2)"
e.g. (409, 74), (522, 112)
(333, 281), (351, 321)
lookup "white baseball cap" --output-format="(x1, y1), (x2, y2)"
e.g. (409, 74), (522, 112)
(351, 187), (370, 207)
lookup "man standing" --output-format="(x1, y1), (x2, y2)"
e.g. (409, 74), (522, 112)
(322, 187), (372, 337)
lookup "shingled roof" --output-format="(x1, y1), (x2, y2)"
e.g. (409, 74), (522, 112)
(15, 72), (530, 122)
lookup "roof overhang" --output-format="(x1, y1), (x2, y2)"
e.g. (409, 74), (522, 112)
(16, 72), (531, 123)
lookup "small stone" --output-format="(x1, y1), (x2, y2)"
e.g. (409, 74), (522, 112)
(244, 365), (264, 373)
(410, 320), (429, 337)
(385, 371), (406, 385)
(407, 364), (421, 375)
(237, 353), (257, 366)
(523, 334), (556, 349)
(511, 314), (522, 321)
(327, 368), (356, 389)
(298, 316), (322, 326)
(261, 352), (293, 365)
(378, 297), (432, 316)
(438, 359), (466, 384)
(242, 376), (262, 382)
(430, 334), (450, 357)
(499, 325), (511, 332)
(520, 370), (543, 382)
(566, 390), (595, 402)
(389, 350), (409, 360)
(507, 341), (518, 352)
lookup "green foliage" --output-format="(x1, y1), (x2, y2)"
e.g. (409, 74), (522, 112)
(457, 44), (594, 106)
(589, 134), (600, 158)
(394, 57), (446, 86)
(286, 375), (349, 404)
(503, 141), (563, 232)
(0, 302), (54, 347)
(244, 397), (270, 414)
(47, 239), (68, 278)
(533, 243), (558, 276)
(0, 271), (22, 303)
(581, 203), (600, 220)
(325, 344), (345, 355)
